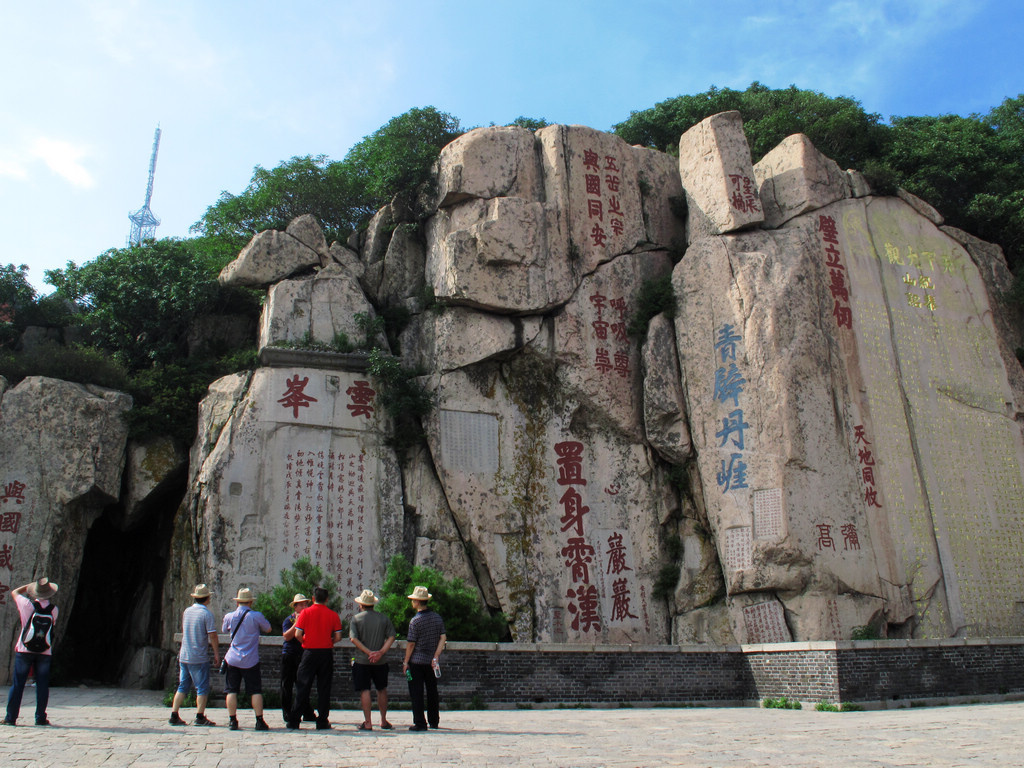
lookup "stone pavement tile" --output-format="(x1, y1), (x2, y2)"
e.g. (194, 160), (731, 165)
(2, 689), (1024, 767)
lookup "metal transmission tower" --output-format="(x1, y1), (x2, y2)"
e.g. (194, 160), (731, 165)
(128, 126), (162, 245)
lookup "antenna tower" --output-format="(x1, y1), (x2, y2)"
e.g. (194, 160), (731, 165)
(128, 126), (162, 245)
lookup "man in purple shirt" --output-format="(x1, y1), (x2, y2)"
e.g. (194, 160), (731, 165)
(222, 588), (272, 731)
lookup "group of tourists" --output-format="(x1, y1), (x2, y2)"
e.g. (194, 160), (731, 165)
(171, 581), (447, 732)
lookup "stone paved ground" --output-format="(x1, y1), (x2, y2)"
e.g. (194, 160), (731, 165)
(1, 688), (1023, 767)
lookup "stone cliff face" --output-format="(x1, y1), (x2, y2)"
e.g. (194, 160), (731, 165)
(191, 112), (1024, 645)
(6, 112), (1023, 681)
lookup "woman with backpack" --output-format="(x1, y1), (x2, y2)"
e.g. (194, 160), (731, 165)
(3, 577), (58, 727)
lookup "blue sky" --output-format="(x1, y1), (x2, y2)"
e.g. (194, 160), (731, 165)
(2, 0), (1021, 294)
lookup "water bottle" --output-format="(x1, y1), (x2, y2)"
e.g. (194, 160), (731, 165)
(431, 658), (441, 678)
(406, 669), (413, 681)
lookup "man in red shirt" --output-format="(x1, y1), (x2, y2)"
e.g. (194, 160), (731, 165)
(286, 587), (342, 730)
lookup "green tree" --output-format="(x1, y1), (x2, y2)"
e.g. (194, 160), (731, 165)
(191, 155), (365, 254)
(613, 82), (890, 168)
(192, 107), (463, 251)
(885, 98), (1024, 275)
(0, 264), (35, 348)
(45, 239), (224, 369)
(342, 106), (463, 212)
(508, 116), (549, 131)
(377, 554), (508, 641)
(252, 557), (345, 631)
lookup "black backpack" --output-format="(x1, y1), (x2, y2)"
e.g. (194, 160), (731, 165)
(21, 600), (55, 653)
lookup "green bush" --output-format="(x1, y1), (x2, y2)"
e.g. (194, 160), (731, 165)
(377, 554), (508, 641)
(763, 696), (802, 710)
(0, 342), (129, 391)
(626, 275), (675, 338)
(366, 349), (432, 461)
(252, 557), (345, 631)
(815, 700), (840, 712)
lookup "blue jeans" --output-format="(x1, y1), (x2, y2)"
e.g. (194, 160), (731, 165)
(177, 662), (212, 697)
(5, 652), (51, 724)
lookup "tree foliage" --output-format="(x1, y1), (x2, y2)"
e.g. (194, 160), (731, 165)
(45, 239), (223, 370)
(342, 106), (463, 212)
(884, 99), (1024, 276)
(613, 82), (890, 168)
(252, 557), (345, 631)
(614, 84), (1024, 281)
(192, 106), (463, 250)
(377, 554), (509, 641)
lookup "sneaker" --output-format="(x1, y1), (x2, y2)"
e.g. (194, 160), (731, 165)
(193, 713), (216, 726)
(168, 712), (186, 726)
(228, 716), (239, 731)
(35, 719), (50, 727)
(255, 717), (268, 731)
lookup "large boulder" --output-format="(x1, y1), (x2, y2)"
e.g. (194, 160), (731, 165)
(219, 215), (327, 288)
(258, 267), (385, 351)
(435, 125), (543, 207)
(677, 111), (764, 240)
(0, 377), (131, 683)
(753, 133), (851, 228)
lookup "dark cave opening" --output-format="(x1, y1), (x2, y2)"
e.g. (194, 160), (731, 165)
(56, 483), (182, 688)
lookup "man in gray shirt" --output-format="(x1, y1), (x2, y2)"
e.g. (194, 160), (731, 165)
(170, 584), (220, 726)
(348, 589), (396, 731)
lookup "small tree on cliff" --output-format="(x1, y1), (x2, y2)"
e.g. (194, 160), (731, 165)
(377, 554), (509, 641)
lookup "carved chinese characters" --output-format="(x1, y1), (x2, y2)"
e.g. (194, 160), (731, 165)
(188, 366), (401, 615)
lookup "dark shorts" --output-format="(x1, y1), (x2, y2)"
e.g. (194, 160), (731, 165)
(224, 663), (263, 695)
(352, 663), (389, 692)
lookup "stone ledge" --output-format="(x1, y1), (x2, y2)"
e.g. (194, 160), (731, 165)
(185, 636), (1024, 653)
(258, 346), (371, 371)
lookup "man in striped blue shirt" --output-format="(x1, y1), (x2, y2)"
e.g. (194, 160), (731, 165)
(170, 584), (220, 726)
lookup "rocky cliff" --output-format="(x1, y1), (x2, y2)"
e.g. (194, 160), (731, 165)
(4, 112), (1024, 687)
(186, 113), (1024, 645)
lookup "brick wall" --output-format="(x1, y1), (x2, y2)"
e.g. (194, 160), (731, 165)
(184, 636), (1024, 707)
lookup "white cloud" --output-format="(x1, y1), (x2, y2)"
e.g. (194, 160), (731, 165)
(30, 138), (96, 189)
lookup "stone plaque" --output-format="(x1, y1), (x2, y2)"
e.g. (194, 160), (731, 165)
(743, 600), (789, 644)
(724, 526), (753, 570)
(753, 488), (785, 540)
(440, 410), (499, 474)
(277, 441), (373, 596)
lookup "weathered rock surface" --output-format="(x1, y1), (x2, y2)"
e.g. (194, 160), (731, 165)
(118, 435), (187, 531)
(678, 111), (764, 239)
(0, 377), (132, 679)
(15, 112), (1019, 669)
(259, 268), (385, 350)
(218, 217), (326, 287)
(435, 125), (542, 207)
(176, 363), (404, 620)
(753, 133), (850, 228)
(192, 115), (1024, 647)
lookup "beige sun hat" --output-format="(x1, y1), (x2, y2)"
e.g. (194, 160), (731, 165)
(190, 583), (211, 599)
(355, 589), (378, 606)
(234, 588), (254, 603)
(28, 578), (58, 600)
(290, 593), (310, 606)
(407, 585), (432, 601)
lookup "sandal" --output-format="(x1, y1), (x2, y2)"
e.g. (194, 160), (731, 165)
(380, 722), (394, 730)
(357, 723), (373, 731)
